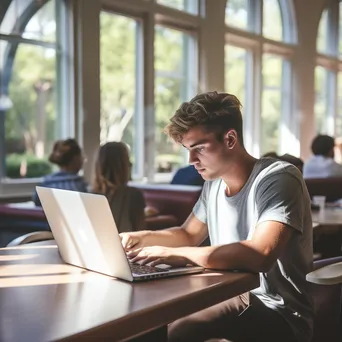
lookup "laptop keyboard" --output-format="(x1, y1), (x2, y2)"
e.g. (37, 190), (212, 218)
(129, 262), (167, 275)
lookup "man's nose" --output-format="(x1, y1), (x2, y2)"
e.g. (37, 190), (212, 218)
(189, 151), (198, 165)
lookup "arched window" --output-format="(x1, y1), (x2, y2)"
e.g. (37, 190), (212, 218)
(315, 2), (341, 138)
(225, 0), (297, 156)
(0, 0), (69, 181)
(100, 2), (199, 181)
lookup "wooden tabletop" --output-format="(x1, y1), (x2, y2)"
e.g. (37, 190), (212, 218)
(312, 207), (342, 226)
(0, 244), (259, 342)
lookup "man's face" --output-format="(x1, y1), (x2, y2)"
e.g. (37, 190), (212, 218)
(181, 126), (235, 181)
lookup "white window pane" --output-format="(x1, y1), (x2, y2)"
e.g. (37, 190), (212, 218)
(23, 0), (56, 42)
(225, 45), (247, 106)
(0, 0), (56, 42)
(157, 0), (198, 15)
(339, 3), (342, 58)
(4, 43), (56, 179)
(100, 13), (138, 174)
(314, 66), (328, 134)
(263, 0), (283, 41)
(317, 9), (328, 54)
(336, 73), (342, 137)
(225, 0), (249, 31)
(155, 26), (197, 181)
(261, 54), (283, 155)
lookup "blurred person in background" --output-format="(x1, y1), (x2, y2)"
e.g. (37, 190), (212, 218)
(92, 141), (145, 232)
(303, 134), (342, 178)
(33, 138), (88, 206)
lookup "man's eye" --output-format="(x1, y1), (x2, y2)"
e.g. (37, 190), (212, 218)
(196, 147), (204, 152)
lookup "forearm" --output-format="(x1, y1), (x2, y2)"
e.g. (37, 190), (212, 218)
(174, 241), (270, 273)
(141, 226), (197, 248)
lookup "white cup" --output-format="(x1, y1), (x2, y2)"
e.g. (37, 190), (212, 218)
(312, 196), (326, 211)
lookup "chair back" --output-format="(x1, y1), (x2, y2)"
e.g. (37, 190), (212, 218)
(310, 256), (342, 342)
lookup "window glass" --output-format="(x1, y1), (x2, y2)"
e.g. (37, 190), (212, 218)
(0, 0), (56, 42)
(263, 0), (283, 41)
(225, 45), (247, 106)
(100, 12), (138, 175)
(225, 0), (249, 31)
(336, 72), (342, 137)
(1, 1), (58, 180)
(154, 25), (197, 181)
(314, 66), (329, 134)
(317, 9), (328, 54)
(261, 54), (283, 155)
(339, 3), (342, 57)
(157, 0), (198, 15)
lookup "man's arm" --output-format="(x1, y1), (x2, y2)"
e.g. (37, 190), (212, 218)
(121, 212), (208, 249)
(131, 220), (293, 273)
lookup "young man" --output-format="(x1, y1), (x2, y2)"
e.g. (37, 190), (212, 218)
(121, 92), (313, 342)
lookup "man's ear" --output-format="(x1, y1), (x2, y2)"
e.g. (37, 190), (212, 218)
(224, 130), (238, 149)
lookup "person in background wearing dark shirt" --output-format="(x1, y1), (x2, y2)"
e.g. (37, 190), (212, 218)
(171, 165), (205, 186)
(33, 138), (88, 206)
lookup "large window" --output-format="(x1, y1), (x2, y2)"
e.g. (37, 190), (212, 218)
(0, 0), (67, 180)
(100, 12), (142, 178)
(225, 0), (296, 156)
(154, 25), (197, 179)
(315, 1), (342, 139)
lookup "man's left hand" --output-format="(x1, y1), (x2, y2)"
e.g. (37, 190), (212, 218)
(127, 246), (189, 267)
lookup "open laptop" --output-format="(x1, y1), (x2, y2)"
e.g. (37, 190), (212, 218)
(36, 186), (203, 282)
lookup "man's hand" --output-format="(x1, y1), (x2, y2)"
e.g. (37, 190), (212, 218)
(120, 231), (147, 250)
(127, 246), (190, 267)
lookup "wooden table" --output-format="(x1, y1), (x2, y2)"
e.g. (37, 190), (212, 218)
(0, 243), (259, 342)
(312, 207), (342, 259)
(312, 207), (342, 226)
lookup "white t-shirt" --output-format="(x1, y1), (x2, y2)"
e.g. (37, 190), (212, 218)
(303, 155), (342, 178)
(193, 158), (313, 342)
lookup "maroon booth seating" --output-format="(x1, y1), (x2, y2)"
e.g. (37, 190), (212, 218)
(305, 177), (342, 202)
(0, 184), (203, 246)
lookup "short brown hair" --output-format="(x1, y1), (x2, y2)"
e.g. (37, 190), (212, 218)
(48, 138), (82, 166)
(164, 91), (244, 145)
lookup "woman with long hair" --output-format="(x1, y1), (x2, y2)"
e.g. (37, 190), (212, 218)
(92, 141), (145, 233)
(33, 138), (88, 206)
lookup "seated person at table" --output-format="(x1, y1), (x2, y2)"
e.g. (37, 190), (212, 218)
(33, 138), (88, 206)
(171, 165), (205, 186)
(303, 134), (342, 178)
(280, 153), (304, 174)
(92, 141), (145, 232)
(120, 92), (313, 342)
(263, 152), (304, 174)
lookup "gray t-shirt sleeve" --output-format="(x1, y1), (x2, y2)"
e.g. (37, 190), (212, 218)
(192, 182), (208, 224)
(255, 169), (305, 233)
